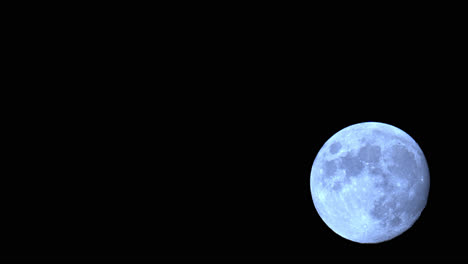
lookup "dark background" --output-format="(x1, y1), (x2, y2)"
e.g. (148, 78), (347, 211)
(2, 3), (466, 261)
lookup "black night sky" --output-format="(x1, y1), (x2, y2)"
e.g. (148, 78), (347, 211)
(2, 3), (467, 262)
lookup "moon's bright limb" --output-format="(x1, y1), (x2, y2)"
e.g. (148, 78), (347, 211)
(310, 122), (430, 243)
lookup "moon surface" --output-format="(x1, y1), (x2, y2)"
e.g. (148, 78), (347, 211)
(310, 122), (430, 243)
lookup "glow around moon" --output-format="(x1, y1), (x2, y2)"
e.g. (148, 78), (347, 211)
(310, 122), (430, 243)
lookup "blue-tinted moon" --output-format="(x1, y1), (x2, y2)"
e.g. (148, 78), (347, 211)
(310, 122), (430, 243)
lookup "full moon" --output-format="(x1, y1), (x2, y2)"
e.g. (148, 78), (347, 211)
(310, 122), (430, 243)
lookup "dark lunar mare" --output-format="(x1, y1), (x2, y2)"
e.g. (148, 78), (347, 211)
(370, 143), (426, 227)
